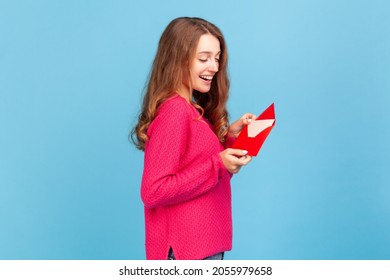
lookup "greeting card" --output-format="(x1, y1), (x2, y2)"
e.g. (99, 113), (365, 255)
(232, 103), (276, 156)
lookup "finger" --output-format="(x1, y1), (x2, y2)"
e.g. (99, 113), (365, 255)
(242, 155), (252, 165)
(226, 148), (248, 157)
(243, 118), (252, 125)
(241, 113), (256, 120)
(237, 155), (252, 165)
(242, 114), (257, 125)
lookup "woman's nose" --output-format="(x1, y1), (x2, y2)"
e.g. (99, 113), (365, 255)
(209, 60), (219, 72)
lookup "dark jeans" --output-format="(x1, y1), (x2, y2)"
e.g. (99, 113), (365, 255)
(168, 247), (224, 260)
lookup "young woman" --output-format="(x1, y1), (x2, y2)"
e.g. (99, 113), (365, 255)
(131, 17), (255, 260)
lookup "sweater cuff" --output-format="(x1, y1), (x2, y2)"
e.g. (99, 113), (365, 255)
(214, 153), (232, 178)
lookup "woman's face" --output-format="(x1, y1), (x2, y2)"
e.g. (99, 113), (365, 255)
(189, 34), (221, 93)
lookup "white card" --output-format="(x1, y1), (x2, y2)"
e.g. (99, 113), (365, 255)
(248, 119), (275, 138)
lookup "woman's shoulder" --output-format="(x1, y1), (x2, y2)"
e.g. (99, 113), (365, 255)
(157, 93), (192, 116)
(148, 94), (192, 130)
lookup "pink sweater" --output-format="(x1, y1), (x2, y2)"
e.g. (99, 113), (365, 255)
(141, 94), (234, 260)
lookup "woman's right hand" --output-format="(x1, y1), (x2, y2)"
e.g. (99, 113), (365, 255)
(219, 148), (252, 174)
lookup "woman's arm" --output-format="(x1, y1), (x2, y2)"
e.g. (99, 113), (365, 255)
(141, 99), (231, 208)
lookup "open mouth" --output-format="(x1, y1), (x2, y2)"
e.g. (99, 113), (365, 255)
(200, 75), (213, 82)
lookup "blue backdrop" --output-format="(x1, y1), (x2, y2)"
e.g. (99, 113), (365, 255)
(1, 0), (389, 260)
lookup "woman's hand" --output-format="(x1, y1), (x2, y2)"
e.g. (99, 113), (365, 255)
(228, 113), (257, 138)
(220, 148), (252, 174)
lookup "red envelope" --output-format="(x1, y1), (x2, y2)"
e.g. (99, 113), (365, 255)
(232, 103), (276, 156)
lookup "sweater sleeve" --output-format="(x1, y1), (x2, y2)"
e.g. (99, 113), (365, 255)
(141, 98), (230, 208)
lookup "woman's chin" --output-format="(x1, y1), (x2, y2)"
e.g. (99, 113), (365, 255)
(194, 86), (211, 94)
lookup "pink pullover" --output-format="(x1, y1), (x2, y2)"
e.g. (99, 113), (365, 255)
(141, 94), (234, 260)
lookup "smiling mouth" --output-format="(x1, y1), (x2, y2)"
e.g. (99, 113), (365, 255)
(200, 75), (213, 81)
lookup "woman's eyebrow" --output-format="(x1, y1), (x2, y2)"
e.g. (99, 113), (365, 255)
(197, 51), (222, 55)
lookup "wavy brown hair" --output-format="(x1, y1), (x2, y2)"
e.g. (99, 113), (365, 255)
(131, 17), (230, 151)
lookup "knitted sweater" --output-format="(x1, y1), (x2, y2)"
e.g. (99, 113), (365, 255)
(141, 94), (234, 260)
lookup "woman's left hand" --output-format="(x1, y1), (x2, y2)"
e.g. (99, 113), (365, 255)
(228, 113), (257, 138)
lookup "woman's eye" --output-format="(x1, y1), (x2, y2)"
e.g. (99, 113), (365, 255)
(199, 58), (208, 63)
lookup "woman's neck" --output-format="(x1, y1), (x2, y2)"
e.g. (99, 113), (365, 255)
(176, 85), (191, 103)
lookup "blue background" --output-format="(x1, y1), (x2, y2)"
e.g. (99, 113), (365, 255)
(1, 0), (389, 260)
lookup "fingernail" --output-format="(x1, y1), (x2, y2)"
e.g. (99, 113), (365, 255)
(243, 150), (248, 155)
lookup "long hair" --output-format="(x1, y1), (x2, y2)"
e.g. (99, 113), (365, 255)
(131, 17), (230, 151)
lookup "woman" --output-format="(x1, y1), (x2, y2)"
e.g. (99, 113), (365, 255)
(131, 17), (255, 260)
